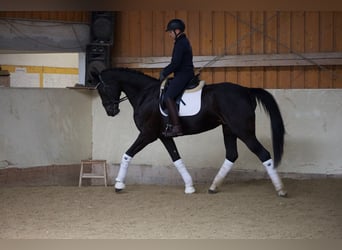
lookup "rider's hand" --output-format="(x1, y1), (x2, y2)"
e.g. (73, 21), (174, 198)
(159, 70), (166, 82)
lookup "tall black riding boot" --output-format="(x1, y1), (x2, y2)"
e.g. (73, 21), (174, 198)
(163, 98), (183, 137)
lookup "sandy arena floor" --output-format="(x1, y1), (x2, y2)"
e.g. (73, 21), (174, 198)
(0, 178), (341, 239)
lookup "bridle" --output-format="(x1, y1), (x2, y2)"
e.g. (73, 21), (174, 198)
(96, 74), (128, 104)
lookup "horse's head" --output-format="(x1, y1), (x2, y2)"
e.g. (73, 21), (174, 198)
(96, 70), (122, 117)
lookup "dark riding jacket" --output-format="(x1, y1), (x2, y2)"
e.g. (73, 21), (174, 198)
(162, 33), (194, 99)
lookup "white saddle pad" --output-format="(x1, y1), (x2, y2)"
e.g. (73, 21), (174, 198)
(160, 80), (205, 117)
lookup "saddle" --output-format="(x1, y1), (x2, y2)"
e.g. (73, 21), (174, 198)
(159, 74), (203, 111)
(159, 74), (205, 116)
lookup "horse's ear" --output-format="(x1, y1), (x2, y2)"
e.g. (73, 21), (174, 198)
(87, 61), (107, 84)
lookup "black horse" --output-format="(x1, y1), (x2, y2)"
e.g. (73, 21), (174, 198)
(94, 67), (287, 197)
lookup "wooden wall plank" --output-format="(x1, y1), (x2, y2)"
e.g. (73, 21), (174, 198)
(115, 12), (130, 57)
(140, 11), (153, 57)
(175, 8), (188, 78)
(150, 11), (165, 78)
(334, 67), (342, 88)
(225, 12), (238, 83)
(263, 11), (278, 89)
(278, 12), (291, 89)
(334, 12), (342, 51)
(251, 11), (264, 88)
(152, 11), (165, 57)
(187, 11), (200, 56)
(164, 11), (176, 58)
(175, 10), (188, 25)
(140, 11), (154, 77)
(213, 11), (226, 83)
(304, 12), (320, 88)
(333, 13), (342, 88)
(199, 11), (213, 83)
(128, 11), (141, 57)
(319, 12), (334, 88)
(237, 11), (251, 87)
(291, 11), (305, 88)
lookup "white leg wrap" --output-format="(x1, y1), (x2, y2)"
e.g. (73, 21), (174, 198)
(115, 153), (132, 184)
(263, 159), (284, 192)
(174, 159), (195, 194)
(209, 159), (234, 191)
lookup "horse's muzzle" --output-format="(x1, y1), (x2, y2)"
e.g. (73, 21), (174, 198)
(106, 103), (120, 117)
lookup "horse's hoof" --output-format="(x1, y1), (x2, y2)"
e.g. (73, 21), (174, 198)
(185, 186), (196, 194)
(208, 189), (218, 194)
(115, 181), (125, 191)
(277, 189), (288, 197)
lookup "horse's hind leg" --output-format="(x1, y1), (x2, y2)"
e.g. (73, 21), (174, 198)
(242, 136), (287, 197)
(208, 129), (237, 193)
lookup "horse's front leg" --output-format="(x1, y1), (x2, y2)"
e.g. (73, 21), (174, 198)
(114, 153), (132, 191)
(114, 133), (156, 192)
(159, 137), (195, 194)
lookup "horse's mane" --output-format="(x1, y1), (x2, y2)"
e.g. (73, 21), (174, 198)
(102, 67), (158, 82)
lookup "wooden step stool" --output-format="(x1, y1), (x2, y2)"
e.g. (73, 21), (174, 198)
(79, 159), (107, 187)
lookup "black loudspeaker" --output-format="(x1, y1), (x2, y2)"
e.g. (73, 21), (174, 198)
(90, 11), (114, 44)
(85, 43), (111, 86)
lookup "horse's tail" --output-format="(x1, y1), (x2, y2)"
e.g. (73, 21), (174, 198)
(249, 88), (285, 167)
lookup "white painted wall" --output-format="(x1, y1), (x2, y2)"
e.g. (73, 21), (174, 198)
(92, 89), (342, 176)
(1, 88), (341, 179)
(0, 88), (93, 167)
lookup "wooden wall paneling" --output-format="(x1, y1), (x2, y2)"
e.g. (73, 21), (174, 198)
(112, 12), (122, 58)
(251, 11), (265, 88)
(199, 11), (213, 83)
(278, 12), (291, 89)
(333, 12), (342, 88)
(225, 12), (238, 83)
(187, 11), (200, 57)
(304, 12), (320, 88)
(264, 11), (278, 89)
(237, 11), (251, 87)
(175, 10), (188, 25)
(175, 8), (188, 77)
(212, 11), (226, 83)
(319, 12), (334, 88)
(164, 11), (176, 58)
(152, 11), (165, 57)
(128, 11), (141, 57)
(114, 12), (130, 57)
(291, 11), (305, 88)
(334, 12), (342, 51)
(161, 11), (176, 78)
(140, 11), (154, 77)
(140, 11), (153, 57)
(151, 11), (166, 78)
(334, 66), (342, 88)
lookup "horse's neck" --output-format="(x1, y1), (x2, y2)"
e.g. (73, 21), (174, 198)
(121, 78), (159, 109)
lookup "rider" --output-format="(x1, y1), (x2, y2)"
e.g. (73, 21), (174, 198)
(160, 18), (195, 137)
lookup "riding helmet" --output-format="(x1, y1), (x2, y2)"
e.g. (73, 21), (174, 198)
(165, 19), (185, 32)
